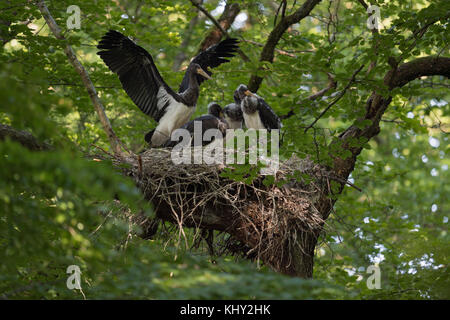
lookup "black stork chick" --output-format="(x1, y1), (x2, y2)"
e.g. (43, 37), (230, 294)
(221, 88), (244, 129)
(223, 103), (243, 129)
(235, 84), (282, 131)
(97, 30), (239, 147)
(164, 103), (229, 147)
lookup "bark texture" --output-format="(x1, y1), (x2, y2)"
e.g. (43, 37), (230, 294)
(198, 2), (241, 51)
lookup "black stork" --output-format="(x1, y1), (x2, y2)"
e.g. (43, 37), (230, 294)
(97, 30), (239, 147)
(235, 84), (282, 131)
(164, 102), (228, 147)
(220, 88), (244, 129)
(223, 102), (243, 129)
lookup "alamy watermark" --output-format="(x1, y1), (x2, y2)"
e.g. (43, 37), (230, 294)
(66, 264), (82, 290)
(366, 265), (381, 289)
(169, 126), (280, 175)
(67, 5), (81, 30)
(367, 5), (381, 30)
(347, 264), (381, 289)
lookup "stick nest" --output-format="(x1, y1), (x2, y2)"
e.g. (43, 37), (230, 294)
(116, 148), (331, 273)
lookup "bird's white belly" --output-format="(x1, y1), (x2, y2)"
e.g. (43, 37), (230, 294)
(243, 112), (265, 130)
(225, 116), (242, 129)
(153, 102), (195, 146)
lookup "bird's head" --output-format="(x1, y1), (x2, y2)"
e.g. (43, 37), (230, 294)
(208, 102), (224, 118)
(223, 103), (243, 121)
(235, 84), (255, 101)
(241, 95), (259, 114)
(190, 63), (211, 80)
(233, 88), (242, 104)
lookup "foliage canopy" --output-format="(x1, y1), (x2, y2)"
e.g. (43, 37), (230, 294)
(0, 0), (448, 299)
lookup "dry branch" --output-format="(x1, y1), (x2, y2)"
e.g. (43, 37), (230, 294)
(36, 0), (124, 157)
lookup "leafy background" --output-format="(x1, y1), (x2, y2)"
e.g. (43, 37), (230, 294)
(0, 0), (448, 299)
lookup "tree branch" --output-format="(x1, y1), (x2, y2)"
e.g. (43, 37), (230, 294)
(190, 0), (229, 37)
(172, 5), (203, 71)
(281, 72), (337, 120)
(385, 56), (450, 89)
(331, 56), (450, 184)
(241, 39), (302, 58)
(304, 65), (364, 132)
(0, 124), (51, 151)
(190, 1), (249, 61)
(248, 0), (322, 92)
(306, 73), (338, 100)
(36, 0), (124, 157)
(356, 0), (368, 10)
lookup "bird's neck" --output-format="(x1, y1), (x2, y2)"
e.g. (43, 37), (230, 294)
(181, 72), (199, 107)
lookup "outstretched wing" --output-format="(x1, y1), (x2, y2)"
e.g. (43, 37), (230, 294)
(178, 38), (239, 93)
(97, 30), (179, 122)
(257, 97), (282, 131)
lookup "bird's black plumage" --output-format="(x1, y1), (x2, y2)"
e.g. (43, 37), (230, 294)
(97, 30), (177, 122)
(97, 30), (239, 147)
(235, 84), (282, 131)
(178, 38), (239, 93)
(223, 103), (243, 129)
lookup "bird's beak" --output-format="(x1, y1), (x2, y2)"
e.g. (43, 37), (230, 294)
(197, 67), (211, 80)
(219, 111), (224, 118)
(244, 90), (254, 97)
